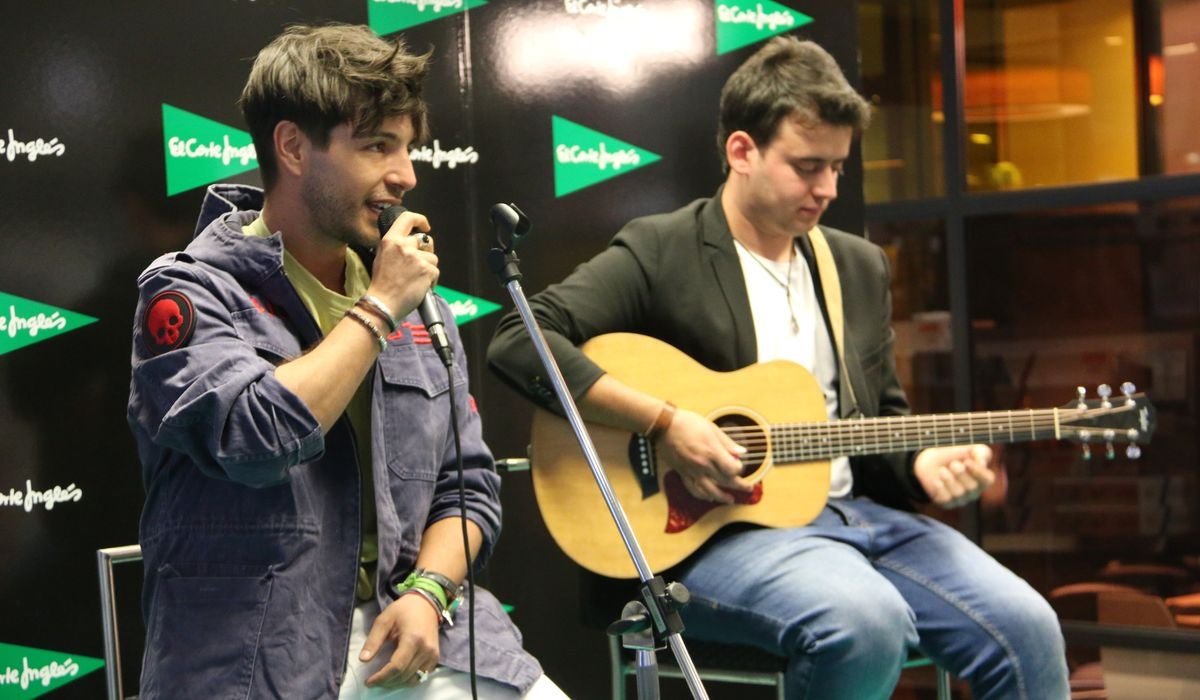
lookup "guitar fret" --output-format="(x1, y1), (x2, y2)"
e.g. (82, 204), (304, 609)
(774, 408), (1055, 461)
(763, 402), (1135, 464)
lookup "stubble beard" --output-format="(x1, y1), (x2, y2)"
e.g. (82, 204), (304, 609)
(301, 176), (378, 250)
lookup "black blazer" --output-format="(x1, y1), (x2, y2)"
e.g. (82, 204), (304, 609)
(488, 188), (925, 509)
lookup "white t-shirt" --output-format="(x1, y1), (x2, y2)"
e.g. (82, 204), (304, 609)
(733, 239), (853, 498)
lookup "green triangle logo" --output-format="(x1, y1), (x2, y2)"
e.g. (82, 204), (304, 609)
(435, 286), (501, 326)
(162, 103), (258, 196)
(714, 0), (813, 55)
(552, 116), (661, 197)
(0, 292), (98, 356)
(0, 643), (104, 699)
(368, 0), (488, 35)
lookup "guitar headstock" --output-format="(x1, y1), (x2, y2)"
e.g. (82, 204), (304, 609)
(1059, 382), (1155, 460)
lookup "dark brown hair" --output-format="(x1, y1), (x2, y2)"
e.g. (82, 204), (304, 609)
(239, 23), (430, 188)
(717, 36), (871, 171)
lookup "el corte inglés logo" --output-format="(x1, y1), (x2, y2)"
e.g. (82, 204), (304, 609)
(0, 292), (97, 356)
(409, 140), (479, 169)
(0, 643), (103, 699)
(162, 103), (257, 196)
(436, 286), (500, 325)
(714, 0), (814, 54)
(552, 116), (661, 197)
(0, 129), (65, 163)
(368, 0), (488, 35)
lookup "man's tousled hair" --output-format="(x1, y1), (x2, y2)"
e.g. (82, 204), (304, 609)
(239, 23), (431, 188)
(718, 36), (871, 171)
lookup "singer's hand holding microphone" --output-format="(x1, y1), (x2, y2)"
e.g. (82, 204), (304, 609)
(365, 205), (454, 366)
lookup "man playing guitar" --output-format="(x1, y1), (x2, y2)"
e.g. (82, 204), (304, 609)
(488, 36), (1071, 699)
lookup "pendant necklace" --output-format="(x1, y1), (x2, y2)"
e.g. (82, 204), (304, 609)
(735, 239), (800, 334)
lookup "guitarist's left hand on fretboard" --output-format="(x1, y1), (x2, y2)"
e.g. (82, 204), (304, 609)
(913, 444), (995, 508)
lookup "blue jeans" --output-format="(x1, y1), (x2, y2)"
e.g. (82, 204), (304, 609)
(675, 498), (1069, 700)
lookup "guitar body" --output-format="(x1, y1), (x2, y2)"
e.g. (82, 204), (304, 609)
(529, 333), (1156, 578)
(530, 333), (832, 578)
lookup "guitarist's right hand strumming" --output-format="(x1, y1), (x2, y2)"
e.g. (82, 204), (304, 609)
(579, 371), (754, 505)
(658, 408), (753, 504)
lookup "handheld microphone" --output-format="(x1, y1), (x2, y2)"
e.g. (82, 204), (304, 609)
(377, 205), (453, 367)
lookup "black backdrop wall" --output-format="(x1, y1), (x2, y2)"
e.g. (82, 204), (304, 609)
(0, 2), (861, 697)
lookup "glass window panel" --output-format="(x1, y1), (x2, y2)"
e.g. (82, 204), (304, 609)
(963, 0), (1140, 190)
(859, 0), (945, 203)
(867, 220), (950, 413)
(1156, 0), (1200, 175)
(964, 198), (1200, 647)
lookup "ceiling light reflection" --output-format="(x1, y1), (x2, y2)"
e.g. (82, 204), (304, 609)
(490, 1), (709, 99)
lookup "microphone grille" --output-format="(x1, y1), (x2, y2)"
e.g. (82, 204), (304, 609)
(377, 205), (405, 235)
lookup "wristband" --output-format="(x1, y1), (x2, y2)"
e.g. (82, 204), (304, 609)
(414, 568), (463, 605)
(395, 568), (462, 607)
(643, 401), (677, 440)
(356, 294), (399, 333)
(345, 307), (387, 352)
(399, 587), (454, 627)
(411, 577), (449, 609)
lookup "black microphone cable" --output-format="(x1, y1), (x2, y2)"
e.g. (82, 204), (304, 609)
(444, 375), (479, 700)
(376, 205), (477, 698)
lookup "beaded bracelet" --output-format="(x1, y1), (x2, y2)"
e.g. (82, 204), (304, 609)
(345, 307), (387, 352)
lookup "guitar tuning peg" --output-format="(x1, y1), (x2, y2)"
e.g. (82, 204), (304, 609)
(1081, 443), (1092, 461)
(1122, 381), (1137, 406)
(1126, 444), (1142, 460)
(1106, 441), (1115, 460)
(1097, 384), (1112, 409)
(1077, 386), (1087, 410)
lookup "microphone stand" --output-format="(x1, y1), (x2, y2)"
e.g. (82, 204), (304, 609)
(486, 204), (708, 700)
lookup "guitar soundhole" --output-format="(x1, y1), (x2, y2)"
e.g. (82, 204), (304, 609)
(715, 413), (765, 478)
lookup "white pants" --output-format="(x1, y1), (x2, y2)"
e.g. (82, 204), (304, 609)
(339, 600), (569, 700)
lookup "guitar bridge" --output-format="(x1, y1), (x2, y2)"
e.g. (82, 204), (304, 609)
(628, 434), (660, 499)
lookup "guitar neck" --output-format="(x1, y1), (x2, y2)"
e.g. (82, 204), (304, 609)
(770, 408), (1063, 463)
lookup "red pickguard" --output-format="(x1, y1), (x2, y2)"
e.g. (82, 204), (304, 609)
(663, 471), (763, 533)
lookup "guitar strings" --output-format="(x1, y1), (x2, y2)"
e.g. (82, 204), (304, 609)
(712, 407), (1135, 461)
(716, 406), (1128, 437)
(715, 425), (1128, 463)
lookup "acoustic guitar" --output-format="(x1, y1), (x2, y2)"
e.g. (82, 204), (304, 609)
(529, 333), (1156, 578)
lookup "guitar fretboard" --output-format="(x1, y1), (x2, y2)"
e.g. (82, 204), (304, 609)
(757, 408), (1067, 463)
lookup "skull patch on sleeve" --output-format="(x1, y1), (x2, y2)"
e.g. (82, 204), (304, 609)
(142, 290), (196, 355)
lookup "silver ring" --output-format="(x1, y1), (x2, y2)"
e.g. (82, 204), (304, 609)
(415, 669), (430, 683)
(416, 233), (434, 252)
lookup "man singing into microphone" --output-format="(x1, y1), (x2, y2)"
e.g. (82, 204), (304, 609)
(127, 24), (562, 699)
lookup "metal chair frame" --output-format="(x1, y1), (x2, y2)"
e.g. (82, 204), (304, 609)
(97, 544), (143, 700)
(609, 635), (954, 700)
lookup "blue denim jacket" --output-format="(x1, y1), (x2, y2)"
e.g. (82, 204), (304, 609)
(128, 184), (542, 699)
